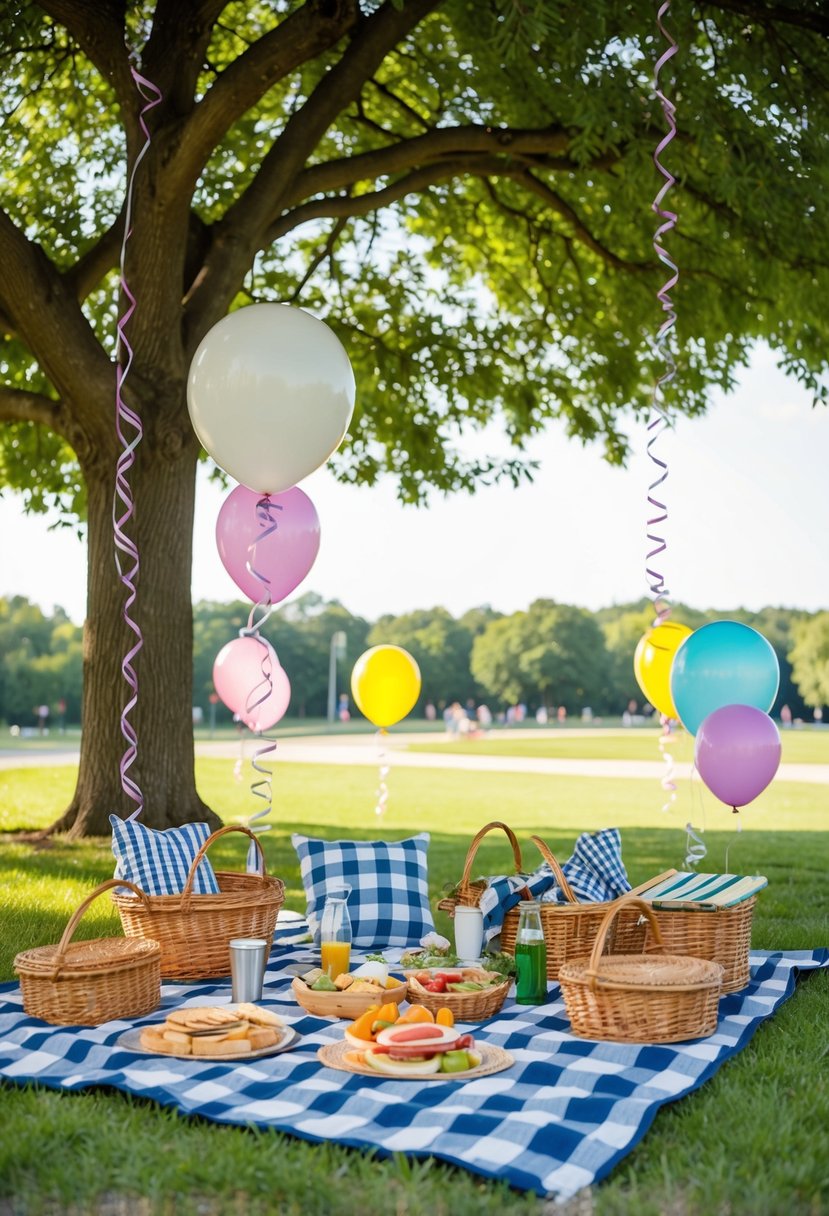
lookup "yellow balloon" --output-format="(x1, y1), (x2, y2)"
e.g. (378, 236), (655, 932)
(633, 621), (693, 719)
(351, 645), (422, 728)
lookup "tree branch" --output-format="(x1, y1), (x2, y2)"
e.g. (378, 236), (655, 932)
(265, 156), (517, 243)
(170, 0), (361, 195)
(184, 0), (440, 337)
(0, 385), (62, 429)
(0, 207), (113, 414)
(286, 124), (577, 203)
(62, 211), (125, 303)
(140, 0), (228, 117)
(35, 0), (134, 112)
(511, 171), (646, 273)
(703, 0), (829, 36)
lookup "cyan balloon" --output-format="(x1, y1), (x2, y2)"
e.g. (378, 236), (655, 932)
(670, 621), (779, 736)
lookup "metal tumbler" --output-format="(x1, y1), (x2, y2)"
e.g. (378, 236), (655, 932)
(229, 937), (270, 1003)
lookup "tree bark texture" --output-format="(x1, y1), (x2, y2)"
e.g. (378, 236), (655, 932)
(49, 414), (220, 837)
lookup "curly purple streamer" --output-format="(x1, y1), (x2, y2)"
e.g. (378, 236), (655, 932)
(646, 1), (679, 627)
(113, 64), (163, 820)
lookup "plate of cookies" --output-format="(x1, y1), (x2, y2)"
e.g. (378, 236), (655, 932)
(118, 1002), (298, 1061)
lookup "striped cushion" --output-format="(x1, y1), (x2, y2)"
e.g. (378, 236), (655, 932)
(110, 815), (220, 896)
(639, 871), (768, 909)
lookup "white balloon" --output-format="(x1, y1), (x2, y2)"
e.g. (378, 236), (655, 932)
(187, 303), (356, 494)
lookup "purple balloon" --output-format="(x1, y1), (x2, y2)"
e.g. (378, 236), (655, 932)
(216, 485), (320, 605)
(213, 636), (291, 732)
(695, 704), (781, 810)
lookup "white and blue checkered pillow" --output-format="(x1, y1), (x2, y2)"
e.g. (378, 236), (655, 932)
(291, 833), (435, 948)
(110, 815), (221, 896)
(478, 828), (631, 942)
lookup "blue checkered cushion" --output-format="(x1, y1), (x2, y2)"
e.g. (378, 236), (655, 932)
(110, 815), (220, 896)
(478, 828), (631, 943)
(291, 833), (435, 948)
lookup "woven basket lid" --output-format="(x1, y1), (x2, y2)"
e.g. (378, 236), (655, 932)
(559, 952), (723, 990)
(14, 935), (160, 979)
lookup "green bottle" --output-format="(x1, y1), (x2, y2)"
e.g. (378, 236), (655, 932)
(514, 900), (547, 1004)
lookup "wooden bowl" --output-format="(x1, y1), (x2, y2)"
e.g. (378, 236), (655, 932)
(290, 976), (408, 1020)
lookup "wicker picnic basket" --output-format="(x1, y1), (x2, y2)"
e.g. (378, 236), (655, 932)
(611, 884), (756, 994)
(558, 897), (724, 1043)
(112, 824), (284, 981)
(14, 879), (161, 1026)
(437, 823), (646, 981)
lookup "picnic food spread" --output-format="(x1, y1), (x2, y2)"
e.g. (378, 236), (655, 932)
(343, 1022), (482, 1076)
(139, 1003), (284, 1057)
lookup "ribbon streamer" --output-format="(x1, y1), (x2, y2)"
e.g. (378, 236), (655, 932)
(646, 1), (679, 625)
(113, 63), (163, 820)
(724, 817), (742, 873)
(375, 728), (390, 818)
(683, 762), (708, 868)
(657, 714), (678, 813)
(684, 821), (707, 869)
(238, 495), (282, 860)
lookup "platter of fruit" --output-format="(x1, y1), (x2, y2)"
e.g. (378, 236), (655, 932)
(318, 1015), (513, 1080)
(291, 961), (407, 1018)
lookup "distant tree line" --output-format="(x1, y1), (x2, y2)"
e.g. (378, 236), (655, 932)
(1, 592), (827, 731)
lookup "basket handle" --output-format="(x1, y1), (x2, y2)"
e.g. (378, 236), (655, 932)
(585, 896), (664, 990)
(527, 835), (580, 904)
(179, 824), (266, 908)
(457, 821), (524, 901)
(51, 878), (151, 980)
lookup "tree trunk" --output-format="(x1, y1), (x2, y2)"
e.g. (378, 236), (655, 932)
(49, 420), (221, 837)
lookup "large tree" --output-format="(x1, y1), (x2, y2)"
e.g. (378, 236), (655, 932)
(1, 1), (826, 834)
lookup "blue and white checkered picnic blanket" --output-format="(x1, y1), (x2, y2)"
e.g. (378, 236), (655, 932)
(0, 919), (825, 1200)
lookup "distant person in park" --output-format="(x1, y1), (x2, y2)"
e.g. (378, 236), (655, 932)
(557, 705), (567, 725)
(338, 694), (351, 723)
(36, 704), (49, 735)
(780, 704), (793, 728)
(536, 706), (548, 725)
(424, 702), (437, 722)
(57, 698), (67, 733)
(476, 704), (492, 731)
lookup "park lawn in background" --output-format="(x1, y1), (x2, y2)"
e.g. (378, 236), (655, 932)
(404, 726), (829, 765)
(0, 759), (827, 1215)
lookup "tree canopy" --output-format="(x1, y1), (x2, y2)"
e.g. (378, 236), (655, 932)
(0, 0), (826, 833)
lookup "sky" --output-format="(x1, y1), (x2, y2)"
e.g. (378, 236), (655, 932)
(1, 342), (827, 627)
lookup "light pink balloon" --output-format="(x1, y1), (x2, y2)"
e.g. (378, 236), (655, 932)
(212, 636), (291, 732)
(216, 485), (320, 605)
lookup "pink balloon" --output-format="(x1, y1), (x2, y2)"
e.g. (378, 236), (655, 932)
(695, 704), (781, 810)
(212, 636), (291, 732)
(216, 485), (320, 605)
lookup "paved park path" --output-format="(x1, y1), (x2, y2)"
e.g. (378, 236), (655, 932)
(1, 729), (828, 784)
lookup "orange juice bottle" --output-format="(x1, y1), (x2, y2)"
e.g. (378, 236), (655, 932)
(319, 884), (352, 979)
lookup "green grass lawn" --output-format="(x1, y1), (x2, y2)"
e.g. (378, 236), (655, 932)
(0, 759), (827, 1215)
(405, 726), (829, 765)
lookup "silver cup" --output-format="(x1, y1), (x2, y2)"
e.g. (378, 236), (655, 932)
(229, 937), (270, 1003)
